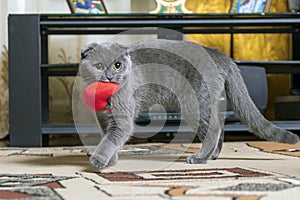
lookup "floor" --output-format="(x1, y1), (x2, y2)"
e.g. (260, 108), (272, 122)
(1, 141), (300, 200)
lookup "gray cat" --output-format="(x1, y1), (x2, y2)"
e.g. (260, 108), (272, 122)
(79, 39), (299, 169)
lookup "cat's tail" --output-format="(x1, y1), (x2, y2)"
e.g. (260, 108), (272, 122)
(225, 62), (299, 144)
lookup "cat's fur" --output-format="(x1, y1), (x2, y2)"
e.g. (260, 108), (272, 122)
(80, 39), (299, 168)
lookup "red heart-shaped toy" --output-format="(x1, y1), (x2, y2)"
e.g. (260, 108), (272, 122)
(83, 82), (121, 111)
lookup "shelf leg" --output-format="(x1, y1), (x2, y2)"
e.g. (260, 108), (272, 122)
(8, 14), (42, 147)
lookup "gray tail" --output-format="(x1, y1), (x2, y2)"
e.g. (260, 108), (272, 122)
(225, 62), (299, 144)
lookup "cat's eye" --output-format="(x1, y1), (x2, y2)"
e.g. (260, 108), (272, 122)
(113, 62), (122, 71)
(95, 63), (105, 71)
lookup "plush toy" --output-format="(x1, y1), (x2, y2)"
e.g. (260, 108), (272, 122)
(83, 81), (120, 112)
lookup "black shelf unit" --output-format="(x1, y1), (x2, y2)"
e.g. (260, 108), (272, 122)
(8, 13), (300, 147)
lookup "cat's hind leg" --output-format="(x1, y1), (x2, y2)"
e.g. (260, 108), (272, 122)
(185, 100), (224, 164)
(187, 125), (223, 164)
(209, 129), (224, 160)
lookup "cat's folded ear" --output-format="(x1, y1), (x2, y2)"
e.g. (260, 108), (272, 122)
(81, 43), (98, 59)
(117, 43), (130, 56)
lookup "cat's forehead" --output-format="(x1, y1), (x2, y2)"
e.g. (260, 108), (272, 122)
(93, 43), (128, 62)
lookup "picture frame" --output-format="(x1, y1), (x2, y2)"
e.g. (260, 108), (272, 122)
(230, 0), (272, 13)
(66, 0), (107, 14)
(150, 0), (192, 14)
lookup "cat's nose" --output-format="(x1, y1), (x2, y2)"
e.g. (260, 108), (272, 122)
(105, 71), (113, 81)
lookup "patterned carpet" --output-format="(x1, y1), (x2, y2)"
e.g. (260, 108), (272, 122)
(1, 142), (300, 200)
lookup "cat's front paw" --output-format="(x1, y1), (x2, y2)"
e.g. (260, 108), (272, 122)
(187, 154), (207, 164)
(107, 153), (118, 167)
(89, 155), (108, 169)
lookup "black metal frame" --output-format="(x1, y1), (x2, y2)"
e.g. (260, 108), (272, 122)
(8, 13), (300, 147)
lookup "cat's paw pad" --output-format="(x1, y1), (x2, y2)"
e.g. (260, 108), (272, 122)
(89, 156), (107, 169)
(187, 154), (207, 164)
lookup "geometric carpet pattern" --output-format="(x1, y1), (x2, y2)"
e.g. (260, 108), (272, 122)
(97, 167), (272, 182)
(1, 142), (300, 199)
(0, 174), (74, 200)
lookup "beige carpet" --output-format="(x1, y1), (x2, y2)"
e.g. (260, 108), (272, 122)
(1, 142), (300, 200)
